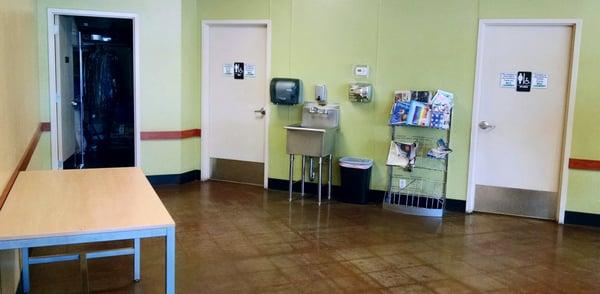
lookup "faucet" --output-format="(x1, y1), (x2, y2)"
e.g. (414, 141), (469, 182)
(309, 106), (329, 115)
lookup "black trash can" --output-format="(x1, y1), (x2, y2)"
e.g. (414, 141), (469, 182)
(339, 157), (373, 204)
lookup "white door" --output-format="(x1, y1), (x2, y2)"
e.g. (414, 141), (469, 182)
(472, 24), (573, 219)
(55, 15), (76, 164)
(206, 24), (268, 172)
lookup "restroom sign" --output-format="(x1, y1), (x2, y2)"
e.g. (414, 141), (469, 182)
(532, 73), (549, 89)
(516, 71), (532, 92)
(234, 62), (244, 79)
(223, 63), (234, 76)
(500, 73), (517, 88)
(244, 64), (256, 78)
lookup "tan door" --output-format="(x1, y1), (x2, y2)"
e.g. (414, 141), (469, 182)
(206, 24), (268, 184)
(55, 15), (76, 165)
(473, 24), (573, 219)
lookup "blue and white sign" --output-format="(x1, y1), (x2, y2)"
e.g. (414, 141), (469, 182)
(223, 63), (234, 76)
(532, 73), (549, 89)
(500, 73), (517, 88)
(244, 64), (257, 78)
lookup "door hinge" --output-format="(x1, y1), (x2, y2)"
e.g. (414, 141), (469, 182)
(53, 24), (59, 35)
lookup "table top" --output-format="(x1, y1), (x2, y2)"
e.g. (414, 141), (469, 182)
(0, 167), (175, 241)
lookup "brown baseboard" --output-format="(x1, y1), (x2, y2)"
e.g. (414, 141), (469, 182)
(1, 123), (43, 209)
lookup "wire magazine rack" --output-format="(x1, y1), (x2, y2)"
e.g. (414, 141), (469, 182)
(383, 127), (450, 217)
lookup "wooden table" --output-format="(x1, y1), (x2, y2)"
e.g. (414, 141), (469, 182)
(0, 167), (176, 293)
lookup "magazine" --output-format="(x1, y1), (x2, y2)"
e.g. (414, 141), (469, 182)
(389, 101), (411, 125)
(407, 101), (431, 127)
(386, 141), (418, 169)
(394, 90), (411, 102)
(427, 139), (452, 159)
(430, 111), (450, 130)
(411, 91), (432, 103)
(431, 89), (454, 113)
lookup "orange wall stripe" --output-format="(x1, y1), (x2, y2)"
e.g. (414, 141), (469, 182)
(40, 122), (201, 140)
(37, 122), (600, 169)
(141, 129), (201, 140)
(569, 158), (600, 171)
(41, 122), (51, 132)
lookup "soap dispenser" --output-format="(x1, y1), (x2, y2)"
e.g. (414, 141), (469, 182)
(315, 84), (327, 105)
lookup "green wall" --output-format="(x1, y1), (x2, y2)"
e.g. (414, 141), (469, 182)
(197, 0), (478, 200)
(33, 0), (600, 214)
(196, 0), (600, 213)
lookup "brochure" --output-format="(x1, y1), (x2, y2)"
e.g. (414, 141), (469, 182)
(386, 141), (418, 169)
(394, 90), (411, 102)
(389, 101), (411, 125)
(407, 101), (431, 127)
(411, 91), (432, 103)
(431, 89), (454, 113)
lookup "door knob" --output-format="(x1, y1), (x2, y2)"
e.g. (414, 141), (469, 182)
(254, 107), (266, 116)
(478, 121), (495, 130)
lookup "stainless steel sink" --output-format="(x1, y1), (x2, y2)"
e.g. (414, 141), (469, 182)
(285, 103), (340, 204)
(284, 124), (337, 157)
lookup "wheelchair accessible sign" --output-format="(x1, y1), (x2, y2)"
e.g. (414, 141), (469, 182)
(500, 72), (548, 91)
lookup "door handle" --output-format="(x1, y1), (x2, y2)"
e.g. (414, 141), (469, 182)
(254, 107), (266, 116)
(478, 121), (495, 130)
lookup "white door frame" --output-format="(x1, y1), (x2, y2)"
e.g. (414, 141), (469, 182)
(201, 20), (272, 188)
(48, 8), (141, 169)
(467, 19), (582, 223)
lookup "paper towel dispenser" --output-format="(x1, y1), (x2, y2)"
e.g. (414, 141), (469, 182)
(270, 78), (303, 105)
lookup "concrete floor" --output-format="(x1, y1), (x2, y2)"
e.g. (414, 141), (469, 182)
(29, 180), (600, 293)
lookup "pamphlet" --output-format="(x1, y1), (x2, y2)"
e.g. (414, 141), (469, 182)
(407, 101), (430, 127)
(389, 101), (411, 125)
(386, 141), (418, 169)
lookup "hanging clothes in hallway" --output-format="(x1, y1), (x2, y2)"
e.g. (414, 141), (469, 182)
(83, 45), (121, 148)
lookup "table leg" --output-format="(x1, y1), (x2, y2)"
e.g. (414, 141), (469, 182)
(80, 253), (89, 293)
(301, 155), (305, 197)
(289, 154), (294, 202)
(328, 154), (332, 200)
(165, 227), (176, 294)
(134, 238), (141, 282)
(318, 157), (323, 205)
(21, 248), (30, 293)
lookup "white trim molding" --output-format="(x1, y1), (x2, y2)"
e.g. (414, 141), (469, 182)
(201, 20), (272, 188)
(466, 19), (583, 224)
(47, 8), (141, 169)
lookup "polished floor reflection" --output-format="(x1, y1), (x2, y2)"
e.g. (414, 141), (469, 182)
(30, 181), (600, 293)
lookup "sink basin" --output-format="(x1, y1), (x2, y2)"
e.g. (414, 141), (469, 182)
(285, 124), (337, 157)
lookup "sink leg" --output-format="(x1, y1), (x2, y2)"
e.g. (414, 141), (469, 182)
(289, 154), (294, 202)
(309, 158), (315, 181)
(301, 156), (305, 197)
(318, 157), (323, 205)
(328, 154), (332, 201)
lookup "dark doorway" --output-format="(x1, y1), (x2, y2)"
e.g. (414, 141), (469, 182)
(57, 15), (135, 169)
